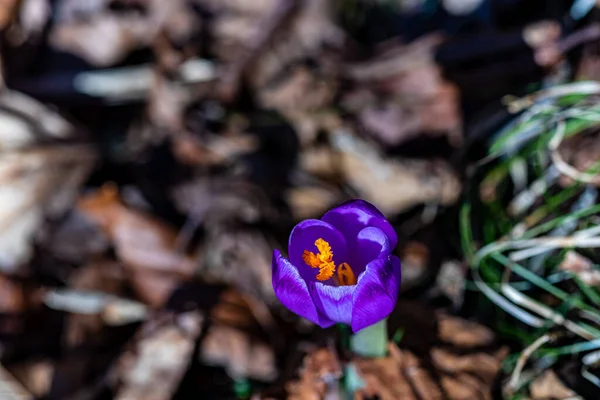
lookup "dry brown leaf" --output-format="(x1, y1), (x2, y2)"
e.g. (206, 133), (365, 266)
(9, 360), (53, 398)
(557, 130), (600, 187)
(331, 130), (460, 215)
(286, 310), (506, 400)
(0, 274), (24, 314)
(576, 44), (600, 81)
(354, 343), (506, 400)
(0, 363), (32, 400)
(201, 324), (277, 381)
(558, 251), (600, 286)
(0, 0), (20, 29)
(77, 185), (198, 307)
(431, 348), (506, 383)
(400, 241), (430, 289)
(0, 91), (95, 272)
(299, 145), (339, 179)
(435, 261), (466, 307)
(440, 373), (491, 400)
(112, 312), (203, 400)
(172, 178), (269, 225)
(354, 346), (442, 400)
(203, 227), (274, 302)
(285, 184), (341, 221)
(286, 348), (342, 400)
(529, 370), (581, 400)
(437, 314), (495, 348)
(50, 0), (197, 67)
(343, 36), (462, 147)
(258, 66), (337, 145)
(64, 261), (126, 346)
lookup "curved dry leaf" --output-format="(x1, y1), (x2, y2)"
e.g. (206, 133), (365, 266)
(559, 251), (600, 286)
(8, 360), (53, 398)
(201, 324), (277, 381)
(285, 184), (341, 221)
(331, 130), (460, 215)
(437, 314), (495, 348)
(77, 185), (198, 307)
(0, 363), (32, 400)
(286, 348), (342, 400)
(172, 178), (269, 225)
(113, 312), (203, 400)
(529, 370), (581, 400)
(50, 0), (196, 67)
(203, 228), (274, 302)
(0, 274), (24, 314)
(0, 92), (95, 272)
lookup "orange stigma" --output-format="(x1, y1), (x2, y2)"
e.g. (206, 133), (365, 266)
(302, 238), (355, 284)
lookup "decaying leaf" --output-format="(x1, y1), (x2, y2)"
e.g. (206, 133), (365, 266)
(112, 311), (203, 400)
(172, 178), (270, 225)
(331, 130), (460, 215)
(286, 348), (342, 400)
(50, 0), (198, 67)
(203, 227), (274, 302)
(258, 65), (338, 145)
(437, 314), (495, 348)
(62, 260), (126, 346)
(201, 324), (277, 381)
(9, 360), (53, 398)
(77, 185), (199, 307)
(399, 241), (430, 289)
(435, 261), (466, 308)
(285, 184), (342, 221)
(559, 251), (600, 286)
(342, 35), (462, 147)
(0, 0), (21, 30)
(557, 129), (600, 187)
(0, 91), (95, 273)
(0, 363), (32, 400)
(528, 370), (581, 400)
(354, 346), (443, 400)
(0, 274), (24, 314)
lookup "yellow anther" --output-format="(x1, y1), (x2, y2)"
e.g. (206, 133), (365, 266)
(302, 238), (336, 281)
(337, 262), (356, 286)
(302, 250), (321, 269)
(314, 238), (333, 263)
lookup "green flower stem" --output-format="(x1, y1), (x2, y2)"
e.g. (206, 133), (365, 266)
(345, 319), (388, 397)
(349, 319), (388, 358)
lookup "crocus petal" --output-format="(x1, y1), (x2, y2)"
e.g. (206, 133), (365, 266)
(322, 199), (397, 249)
(288, 219), (348, 284)
(352, 226), (391, 274)
(272, 250), (335, 328)
(310, 283), (354, 326)
(351, 255), (401, 332)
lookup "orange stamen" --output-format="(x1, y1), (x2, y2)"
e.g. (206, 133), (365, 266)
(337, 262), (357, 286)
(302, 238), (355, 283)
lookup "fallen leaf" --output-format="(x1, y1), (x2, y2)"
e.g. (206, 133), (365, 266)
(77, 185), (199, 307)
(286, 348), (342, 400)
(9, 360), (53, 398)
(201, 324), (277, 381)
(529, 370), (581, 399)
(331, 130), (460, 215)
(437, 314), (495, 348)
(203, 227), (275, 302)
(558, 251), (600, 286)
(0, 363), (32, 400)
(0, 91), (95, 273)
(285, 184), (342, 221)
(112, 311), (203, 400)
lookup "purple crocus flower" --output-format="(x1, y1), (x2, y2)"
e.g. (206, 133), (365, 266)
(272, 199), (401, 332)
